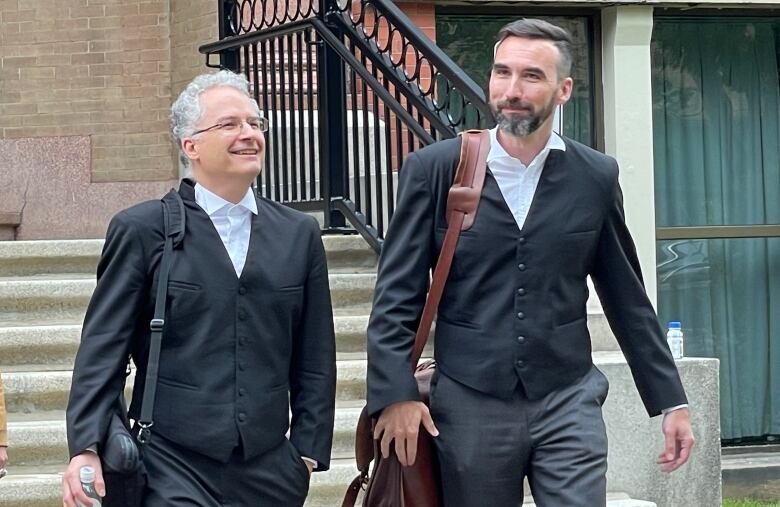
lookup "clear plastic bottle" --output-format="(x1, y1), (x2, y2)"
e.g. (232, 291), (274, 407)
(667, 321), (684, 360)
(77, 466), (102, 507)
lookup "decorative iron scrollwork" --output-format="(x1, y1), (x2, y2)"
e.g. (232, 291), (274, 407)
(331, 0), (490, 132)
(223, 0), (320, 35)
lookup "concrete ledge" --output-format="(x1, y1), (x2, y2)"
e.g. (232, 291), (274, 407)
(598, 354), (721, 507)
(722, 446), (780, 501)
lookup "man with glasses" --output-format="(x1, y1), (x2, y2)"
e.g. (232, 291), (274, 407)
(63, 70), (336, 506)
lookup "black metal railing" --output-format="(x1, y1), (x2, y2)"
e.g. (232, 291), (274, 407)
(201, 0), (494, 252)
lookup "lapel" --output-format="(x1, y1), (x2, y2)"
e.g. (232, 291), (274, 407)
(513, 148), (567, 237)
(237, 198), (263, 283)
(178, 179), (240, 281)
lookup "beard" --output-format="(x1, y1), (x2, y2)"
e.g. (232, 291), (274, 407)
(491, 95), (558, 138)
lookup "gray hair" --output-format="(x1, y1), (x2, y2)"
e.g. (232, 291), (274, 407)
(495, 19), (573, 81)
(170, 70), (260, 170)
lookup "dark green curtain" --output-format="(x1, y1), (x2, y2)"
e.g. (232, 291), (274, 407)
(652, 19), (780, 441)
(435, 13), (594, 147)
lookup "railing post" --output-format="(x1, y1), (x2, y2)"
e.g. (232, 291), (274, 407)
(317, 1), (348, 229)
(218, 0), (240, 72)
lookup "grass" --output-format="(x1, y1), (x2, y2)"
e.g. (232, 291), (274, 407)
(723, 500), (780, 507)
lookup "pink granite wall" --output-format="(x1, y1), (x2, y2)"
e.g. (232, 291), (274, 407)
(0, 137), (175, 240)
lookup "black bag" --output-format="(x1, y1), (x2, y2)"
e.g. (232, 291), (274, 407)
(99, 189), (186, 507)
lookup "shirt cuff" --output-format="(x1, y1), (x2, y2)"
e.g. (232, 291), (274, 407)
(661, 404), (689, 414)
(301, 456), (318, 469)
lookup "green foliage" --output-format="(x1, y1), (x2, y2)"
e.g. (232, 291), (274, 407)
(723, 499), (780, 507)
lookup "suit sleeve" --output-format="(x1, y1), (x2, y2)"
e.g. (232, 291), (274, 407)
(289, 218), (337, 471)
(590, 168), (688, 416)
(66, 212), (149, 458)
(366, 151), (436, 416)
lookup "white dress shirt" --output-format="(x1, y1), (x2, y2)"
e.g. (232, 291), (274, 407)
(486, 127), (566, 230)
(194, 183), (257, 277)
(486, 129), (688, 415)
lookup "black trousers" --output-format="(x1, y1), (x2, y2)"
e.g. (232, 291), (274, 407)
(142, 432), (310, 506)
(430, 366), (609, 507)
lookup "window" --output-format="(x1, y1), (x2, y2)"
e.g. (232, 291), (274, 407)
(652, 16), (780, 442)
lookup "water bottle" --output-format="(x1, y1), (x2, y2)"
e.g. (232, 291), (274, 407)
(77, 466), (102, 507)
(667, 321), (684, 360)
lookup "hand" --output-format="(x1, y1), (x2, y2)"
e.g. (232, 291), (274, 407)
(305, 460), (314, 476)
(373, 400), (439, 467)
(0, 445), (8, 469)
(62, 452), (104, 507)
(657, 408), (695, 472)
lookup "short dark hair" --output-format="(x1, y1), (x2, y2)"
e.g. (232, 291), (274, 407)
(495, 18), (573, 80)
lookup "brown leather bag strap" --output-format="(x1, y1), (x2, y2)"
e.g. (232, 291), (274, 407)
(410, 129), (490, 367)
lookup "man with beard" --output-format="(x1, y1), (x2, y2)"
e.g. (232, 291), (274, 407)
(366, 18), (694, 506)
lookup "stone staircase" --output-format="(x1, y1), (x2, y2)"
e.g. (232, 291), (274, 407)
(0, 237), (720, 506)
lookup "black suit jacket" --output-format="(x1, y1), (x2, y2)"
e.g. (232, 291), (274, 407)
(67, 179), (336, 468)
(367, 136), (687, 418)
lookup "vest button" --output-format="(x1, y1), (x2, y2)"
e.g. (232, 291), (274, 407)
(238, 361), (246, 371)
(516, 359), (525, 367)
(517, 312), (525, 320)
(517, 336), (526, 343)
(238, 413), (247, 422)
(518, 237), (527, 244)
(238, 388), (246, 397)
(518, 263), (526, 271)
(238, 285), (247, 295)
(238, 310), (246, 320)
(517, 288), (526, 296)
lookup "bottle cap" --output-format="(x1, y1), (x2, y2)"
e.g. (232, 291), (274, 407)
(79, 466), (95, 483)
(668, 321), (681, 329)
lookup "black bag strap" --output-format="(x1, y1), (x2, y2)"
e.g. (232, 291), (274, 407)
(136, 189), (185, 445)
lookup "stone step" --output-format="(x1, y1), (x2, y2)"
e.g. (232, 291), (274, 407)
(0, 312), (619, 369)
(0, 458), (360, 507)
(0, 240), (102, 277)
(0, 272), (376, 322)
(0, 467), (658, 507)
(721, 444), (780, 501)
(1, 360), (369, 414)
(6, 404), (365, 468)
(0, 236), (376, 277)
(0, 325), (82, 369)
(5, 401), (367, 472)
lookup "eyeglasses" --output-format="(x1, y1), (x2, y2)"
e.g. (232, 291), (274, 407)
(191, 117), (269, 136)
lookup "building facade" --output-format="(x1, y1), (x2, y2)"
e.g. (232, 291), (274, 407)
(0, 0), (776, 442)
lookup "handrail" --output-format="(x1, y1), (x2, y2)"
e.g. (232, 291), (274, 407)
(199, 0), (494, 251)
(331, 0), (491, 121)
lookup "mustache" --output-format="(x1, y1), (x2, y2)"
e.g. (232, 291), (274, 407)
(494, 98), (534, 111)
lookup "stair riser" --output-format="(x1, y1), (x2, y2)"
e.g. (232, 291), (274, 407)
(8, 410), (362, 468)
(3, 364), (367, 414)
(0, 461), (361, 507)
(0, 313), (616, 369)
(0, 319), (370, 368)
(0, 275), (375, 321)
(0, 238), (376, 277)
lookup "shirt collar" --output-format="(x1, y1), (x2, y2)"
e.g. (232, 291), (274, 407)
(194, 183), (258, 216)
(487, 127), (566, 166)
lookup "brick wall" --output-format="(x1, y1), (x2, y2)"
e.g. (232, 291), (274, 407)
(0, 0), (174, 183)
(170, 0), (217, 99)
